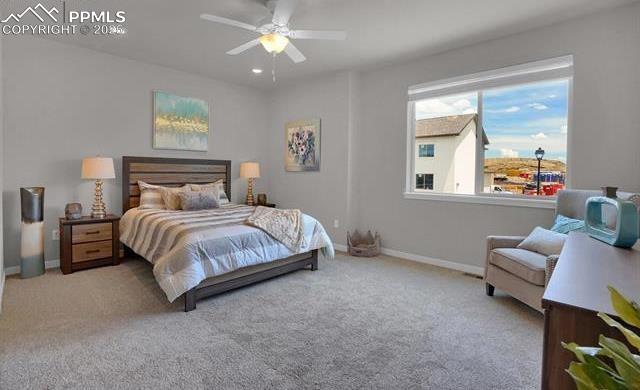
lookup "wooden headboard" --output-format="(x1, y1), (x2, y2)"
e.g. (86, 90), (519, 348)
(122, 156), (231, 213)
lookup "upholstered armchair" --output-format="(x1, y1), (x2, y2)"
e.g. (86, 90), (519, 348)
(484, 189), (611, 311)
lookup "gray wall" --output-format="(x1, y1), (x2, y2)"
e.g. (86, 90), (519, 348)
(2, 36), (270, 269)
(3, 3), (639, 274)
(0, 33), (4, 306)
(266, 3), (640, 269)
(353, 2), (640, 268)
(265, 72), (359, 246)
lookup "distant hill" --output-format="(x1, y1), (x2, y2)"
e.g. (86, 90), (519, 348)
(484, 158), (566, 174)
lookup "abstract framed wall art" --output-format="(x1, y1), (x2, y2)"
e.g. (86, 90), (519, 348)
(153, 91), (209, 151)
(285, 118), (321, 171)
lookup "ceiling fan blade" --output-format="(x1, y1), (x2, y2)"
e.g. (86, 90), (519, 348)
(200, 14), (257, 32)
(226, 39), (261, 55)
(272, 0), (299, 26)
(284, 42), (306, 63)
(289, 30), (347, 40)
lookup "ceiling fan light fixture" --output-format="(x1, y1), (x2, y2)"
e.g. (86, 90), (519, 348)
(259, 33), (289, 54)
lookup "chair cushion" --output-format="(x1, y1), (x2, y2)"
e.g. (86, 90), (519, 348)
(489, 248), (547, 286)
(517, 227), (566, 256)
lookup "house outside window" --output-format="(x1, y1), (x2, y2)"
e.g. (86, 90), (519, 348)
(414, 112), (487, 194)
(406, 56), (573, 205)
(418, 144), (435, 157)
(416, 174), (434, 190)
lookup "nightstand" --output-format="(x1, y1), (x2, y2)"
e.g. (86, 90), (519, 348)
(59, 215), (120, 274)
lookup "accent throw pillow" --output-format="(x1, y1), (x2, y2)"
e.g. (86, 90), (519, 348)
(138, 181), (165, 209)
(550, 214), (585, 234)
(178, 190), (220, 211)
(517, 227), (567, 256)
(189, 180), (229, 205)
(160, 186), (187, 210)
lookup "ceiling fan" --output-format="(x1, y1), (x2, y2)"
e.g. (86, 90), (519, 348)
(200, 0), (346, 64)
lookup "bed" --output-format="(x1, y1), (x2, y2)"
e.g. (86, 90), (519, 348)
(120, 156), (333, 311)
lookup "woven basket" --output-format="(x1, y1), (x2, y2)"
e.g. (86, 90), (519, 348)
(347, 230), (381, 257)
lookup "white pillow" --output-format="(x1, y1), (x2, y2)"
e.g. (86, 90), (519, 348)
(159, 186), (187, 210)
(138, 181), (165, 209)
(189, 180), (229, 205)
(517, 227), (567, 256)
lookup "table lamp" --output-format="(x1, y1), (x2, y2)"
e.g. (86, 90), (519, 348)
(240, 162), (260, 206)
(81, 157), (115, 218)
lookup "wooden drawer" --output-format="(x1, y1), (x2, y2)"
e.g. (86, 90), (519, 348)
(72, 240), (113, 263)
(72, 223), (112, 243)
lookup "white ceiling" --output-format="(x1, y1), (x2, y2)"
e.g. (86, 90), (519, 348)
(8, 0), (638, 89)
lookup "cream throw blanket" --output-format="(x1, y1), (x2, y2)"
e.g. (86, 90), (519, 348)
(246, 206), (306, 252)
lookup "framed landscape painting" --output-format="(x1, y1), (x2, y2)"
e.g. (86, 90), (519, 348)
(153, 91), (209, 151)
(285, 118), (321, 171)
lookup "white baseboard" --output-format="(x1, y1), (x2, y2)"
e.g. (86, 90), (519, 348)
(333, 244), (484, 276)
(4, 248), (486, 278)
(4, 259), (60, 276)
(333, 244), (348, 252)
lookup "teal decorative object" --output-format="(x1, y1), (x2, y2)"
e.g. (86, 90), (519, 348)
(585, 189), (638, 248)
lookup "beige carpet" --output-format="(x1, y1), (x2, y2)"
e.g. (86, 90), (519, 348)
(0, 253), (542, 389)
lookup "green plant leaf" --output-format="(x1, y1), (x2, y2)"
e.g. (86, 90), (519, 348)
(599, 335), (640, 387)
(566, 361), (628, 390)
(609, 286), (640, 328)
(583, 354), (622, 380)
(564, 342), (623, 379)
(564, 342), (590, 363)
(600, 312), (640, 352)
(566, 362), (598, 390)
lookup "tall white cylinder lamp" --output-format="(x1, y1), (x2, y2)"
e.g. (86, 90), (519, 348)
(20, 187), (45, 278)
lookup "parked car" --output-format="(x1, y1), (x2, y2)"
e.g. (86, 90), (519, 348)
(492, 185), (513, 194)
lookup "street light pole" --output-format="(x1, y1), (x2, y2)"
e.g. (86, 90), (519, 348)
(535, 147), (545, 196)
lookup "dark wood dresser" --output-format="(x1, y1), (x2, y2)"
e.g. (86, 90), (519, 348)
(59, 215), (120, 274)
(541, 232), (640, 389)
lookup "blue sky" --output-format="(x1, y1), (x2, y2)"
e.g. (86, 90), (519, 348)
(415, 79), (568, 162)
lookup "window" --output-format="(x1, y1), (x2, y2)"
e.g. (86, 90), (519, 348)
(416, 174), (434, 190)
(418, 144), (435, 157)
(406, 56), (572, 204)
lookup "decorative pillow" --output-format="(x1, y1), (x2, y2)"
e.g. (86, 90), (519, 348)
(189, 180), (229, 205)
(550, 214), (585, 234)
(178, 190), (220, 211)
(159, 186), (186, 210)
(517, 227), (567, 256)
(138, 181), (165, 209)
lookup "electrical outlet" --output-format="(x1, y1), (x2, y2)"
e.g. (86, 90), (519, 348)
(333, 219), (340, 229)
(52, 229), (60, 241)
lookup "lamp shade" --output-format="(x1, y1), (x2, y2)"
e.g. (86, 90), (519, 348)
(240, 162), (260, 178)
(81, 157), (115, 180)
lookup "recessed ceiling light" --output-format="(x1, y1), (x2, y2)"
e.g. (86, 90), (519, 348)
(251, 68), (263, 74)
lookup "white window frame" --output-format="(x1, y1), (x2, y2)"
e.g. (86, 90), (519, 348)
(404, 55), (574, 209)
(418, 143), (435, 158)
(415, 173), (434, 190)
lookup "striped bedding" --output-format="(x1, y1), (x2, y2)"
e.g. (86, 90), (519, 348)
(120, 204), (334, 302)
